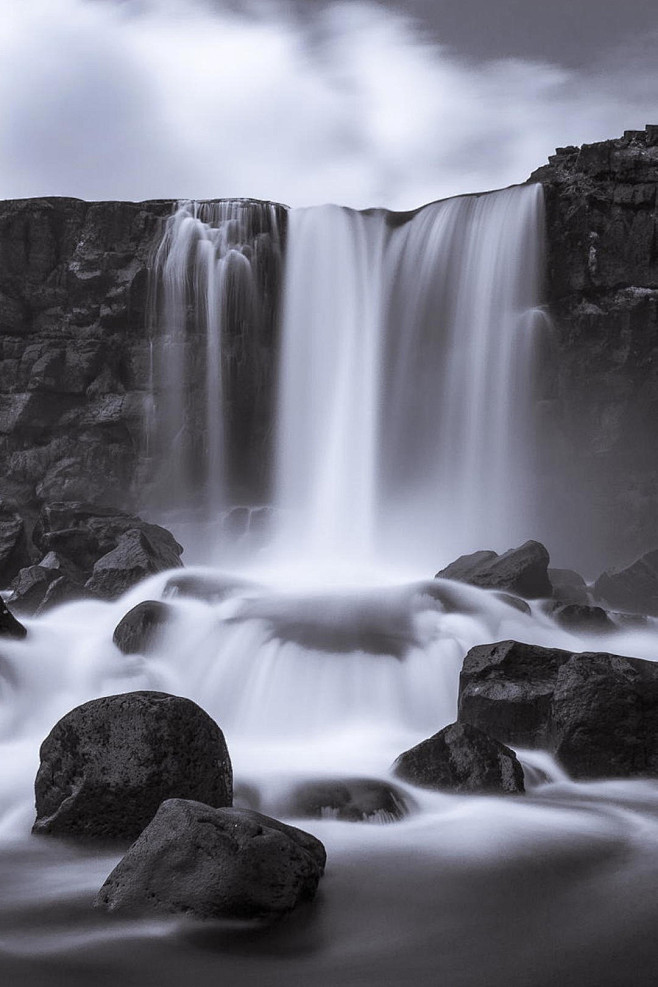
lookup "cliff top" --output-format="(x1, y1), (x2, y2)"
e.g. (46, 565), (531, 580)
(530, 124), (658, 186)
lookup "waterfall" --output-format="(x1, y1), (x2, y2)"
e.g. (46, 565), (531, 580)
(275, 183), (547, 569)
(148, 198), (284, 520)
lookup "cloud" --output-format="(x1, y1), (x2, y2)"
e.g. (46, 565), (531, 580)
(0, 0), (656, 208)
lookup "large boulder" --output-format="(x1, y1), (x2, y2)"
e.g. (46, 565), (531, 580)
(113, 600), (172, 655)
(594, 549), (658, 615)
(551, 652), (658, 779)
(458, 640), (572, 748)
(283, 777), (409, 823)
(33, 691), (232, 841)
(392, 722), (525, 795)
(85, 528), (182, 600)
(435, 541), (551, 599)
(95, 800), (326, 920)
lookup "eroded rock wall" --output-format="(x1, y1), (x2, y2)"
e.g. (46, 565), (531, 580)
(530, 125), (658, 572)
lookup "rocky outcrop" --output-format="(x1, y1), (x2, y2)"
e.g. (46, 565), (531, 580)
(436, 541), (551, 599)
(95, 800), (326, 920)
(0, 196), (285, 515)
(458, 639), (658, 779)
(392, 721), (525, 795)
(33, 691), (232, 841)
(530, 125), (658, 571)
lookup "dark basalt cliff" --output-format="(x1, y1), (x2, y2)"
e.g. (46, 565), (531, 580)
(529, 125), (658, 571)
(0, 197), (285, 518)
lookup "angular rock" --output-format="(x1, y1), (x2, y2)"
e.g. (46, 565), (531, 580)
(85, 528), (182, 600)
(113, 600), (172, 655)
(9, 564), (54, 615)
(95, 800), (325, 920)
(551, 652), (658, 779)
(594, 549), (658, 615)
(10, 550), (89, 615)
(549, 568), (588, 605)
(436, 541), (551, 599)
(393, 722), (524, 795)
(35, 574), (95, 614)
(458, 639), (573, 748)
(0, 596), (27, 639)
(33, 691), (232, 841)
(284, 778), (408, 823)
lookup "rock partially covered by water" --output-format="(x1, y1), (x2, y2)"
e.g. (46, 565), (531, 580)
(113, 600), (173, 655)
(95, 800), (326, 920)
(594, 549), (658, 615)
(393, 722), (524, 795)
(549, 568), (588, 605)
(0, 596), (27, 639)
(459, 639), (658, 779)
(552, 602), (615, 633)
(33, 692), (232, 841)
(9, 551), (88, 615)
(551, 652), (658, 779)
(283, 778), (409, 822)
(86, 527), (182, 600)
(436, 541), (551, 599)
(458, 640), (574, 748)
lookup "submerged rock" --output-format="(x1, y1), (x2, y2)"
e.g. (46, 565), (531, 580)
(436, 541), (551, 599)
(393, 722), (524, 795)
(552, 602), (615, 633)
(284, 777), (409, 822)
(113, 600), (172, 655)
(594, 549), (658, 615)
(33, 691), (232, 841)
(95, 800), (326, 920)
(163, 571), (257, 603)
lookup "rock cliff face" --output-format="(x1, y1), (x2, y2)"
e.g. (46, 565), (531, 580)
(529, 125), (658, 571)
(0, 196), (285, 520)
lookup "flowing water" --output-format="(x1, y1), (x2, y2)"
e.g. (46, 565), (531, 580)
(3, 184), (658, 985)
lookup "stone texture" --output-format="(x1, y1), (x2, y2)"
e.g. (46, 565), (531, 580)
(530, 126), (658, 571)
(392, 722), (525, 795)
(593, 548), (658, 615)
(113, 600), (172, 655)
(33, 691), (232, 841)
(85, 527), (181, 600)
(95, 800), (325, 920)
(552, 603), (615, 633)
(283, 778), (409, 822)
(436, 541), (551, 599)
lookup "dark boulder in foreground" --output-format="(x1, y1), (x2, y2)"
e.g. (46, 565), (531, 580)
(33, 691), (232, 841)
(0, 596), (27, 639)
(113, 600), (172, 655)
(551, 652), (658, 779)
(95, 799), (325, 921)
(458, 639), (658, 779)
(284, 777), (409, 822)
(393, 722), (524, 795)
(436, 541), (551, 599)
(458, 640), (572, 748)
(594, 549), (658, 616)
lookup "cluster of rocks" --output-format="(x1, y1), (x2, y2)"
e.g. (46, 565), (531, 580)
(0, 500), (183, 621)
(33, 690), (326, 922)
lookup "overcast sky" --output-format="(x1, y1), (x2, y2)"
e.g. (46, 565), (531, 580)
(0, 0), (656, 208)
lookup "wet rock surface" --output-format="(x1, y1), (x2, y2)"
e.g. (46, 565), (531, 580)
(593, 548), (658, 615)
(393, 722), (525, 795)
(459, 639), (658, 779)
(95, 800), (326, 920)
(33, 691), (233, 841)
(436, 541), (551, 599)
(113, 600), (173, 655)
(552, 603), (615, 633)
(0, 596), (27, 639)
(283, 778), (409, 822)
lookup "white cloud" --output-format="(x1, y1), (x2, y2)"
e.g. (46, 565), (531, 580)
(0, 0), (656, 208)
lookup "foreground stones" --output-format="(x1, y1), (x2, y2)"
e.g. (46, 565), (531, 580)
(95, 800), (326, 921)
(436, 540), (552, 599)
(33, 692), (232, 840)
(459, 639), (658, 779)
(393, 722), (525, 795)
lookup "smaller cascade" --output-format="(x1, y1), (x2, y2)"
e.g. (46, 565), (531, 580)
(147, 199), (284, 523)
